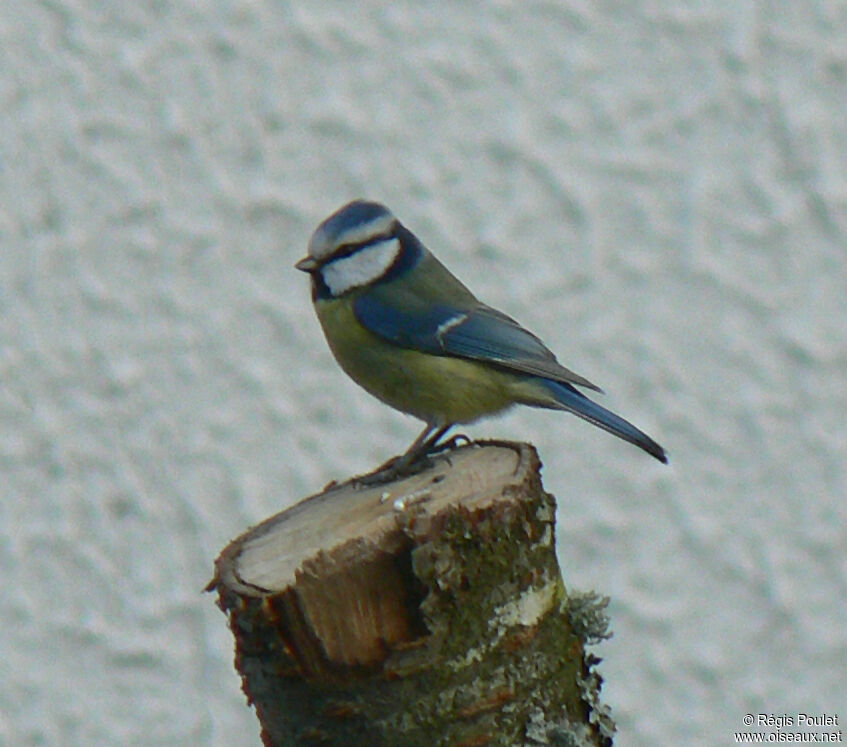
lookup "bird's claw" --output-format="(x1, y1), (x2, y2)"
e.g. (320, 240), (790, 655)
(426, 432), (470, 455)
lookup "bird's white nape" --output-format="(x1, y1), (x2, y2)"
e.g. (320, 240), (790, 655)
(321, 238), (401, 296)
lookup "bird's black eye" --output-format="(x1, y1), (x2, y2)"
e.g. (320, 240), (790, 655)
(331, 234), (394, 262)
(333, 243), (360, 259)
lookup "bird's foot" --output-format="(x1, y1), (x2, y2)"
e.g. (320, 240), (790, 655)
(425, 432), (471, 455)
(354, 453), (433, 486)
(354, 433), (471, 486)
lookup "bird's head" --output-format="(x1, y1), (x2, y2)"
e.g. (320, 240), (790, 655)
(296, 200), (417, 298)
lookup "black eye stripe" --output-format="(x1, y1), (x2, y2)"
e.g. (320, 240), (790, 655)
(327, 234), (396, 263)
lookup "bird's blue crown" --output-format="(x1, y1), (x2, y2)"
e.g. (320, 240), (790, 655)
(308, 200), (397, 262)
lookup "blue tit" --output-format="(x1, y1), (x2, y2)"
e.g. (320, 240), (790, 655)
(296, 200), (667, 475)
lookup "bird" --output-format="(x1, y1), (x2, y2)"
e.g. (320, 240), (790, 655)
(296, 200), (667, 479)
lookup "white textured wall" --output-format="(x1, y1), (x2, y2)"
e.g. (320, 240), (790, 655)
(3, 2), (845, 745)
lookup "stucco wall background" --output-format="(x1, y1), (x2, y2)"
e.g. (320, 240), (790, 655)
(3, 2), (845, 745)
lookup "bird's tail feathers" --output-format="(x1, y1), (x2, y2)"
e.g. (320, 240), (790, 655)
(537, 379), (668, 463)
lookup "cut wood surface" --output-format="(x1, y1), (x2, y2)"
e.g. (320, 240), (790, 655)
(210, 441), (614, 746)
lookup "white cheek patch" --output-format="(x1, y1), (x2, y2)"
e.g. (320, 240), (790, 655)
(321, 238), (402, 296)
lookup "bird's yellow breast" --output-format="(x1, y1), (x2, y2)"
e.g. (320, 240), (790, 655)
(314, 296), (533, 425)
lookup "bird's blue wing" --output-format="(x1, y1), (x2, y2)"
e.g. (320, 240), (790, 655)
(353, 293), (602, 391)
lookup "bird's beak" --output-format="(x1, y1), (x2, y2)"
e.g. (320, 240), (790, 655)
(295, 256), (319, 273)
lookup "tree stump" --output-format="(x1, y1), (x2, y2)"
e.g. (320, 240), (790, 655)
(209, 441), (615, 746)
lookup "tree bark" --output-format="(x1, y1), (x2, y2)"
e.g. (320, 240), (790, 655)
(209, 441), (615, 746)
